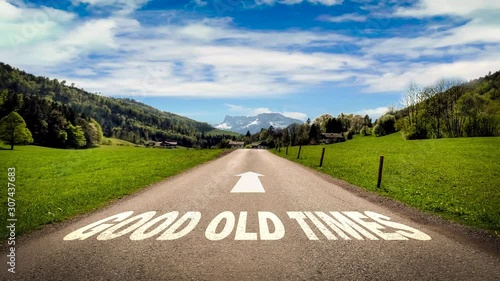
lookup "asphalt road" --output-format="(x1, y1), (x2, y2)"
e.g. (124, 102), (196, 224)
(2, 149), (499, 280)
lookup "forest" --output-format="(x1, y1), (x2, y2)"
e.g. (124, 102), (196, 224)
(394, 71), (500, 139)
(0, 63), (217, 148)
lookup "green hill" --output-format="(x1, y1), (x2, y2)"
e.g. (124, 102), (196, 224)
(394, 70), (500, 139)
(0, 62), (214, 147)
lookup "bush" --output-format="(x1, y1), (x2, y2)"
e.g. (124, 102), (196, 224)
(380, 114), (396, 134)
(402, 124), (428, 140)
(373, 124), (385, 137)
(346, 129), (354, 140)
(360, 126), (367, 136)
(373, 114), (397, 137)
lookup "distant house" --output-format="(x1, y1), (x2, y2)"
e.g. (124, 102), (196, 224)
(150, 141), (178, 148)
(251, 141), (268, 149)
(162, 141), (178, 149)
(228, 141), (245, 148)
(321, 133), (346, 144)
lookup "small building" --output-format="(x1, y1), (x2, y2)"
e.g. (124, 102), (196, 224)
(228, 141), (245, 148)
(162, 141), (178, 149)
(151, 141), (178, 148)
(321, 133), (346, 144)
(251, 141), (268, 149)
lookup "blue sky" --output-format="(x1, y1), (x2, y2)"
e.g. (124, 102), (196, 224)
(1, 0), (499, 124)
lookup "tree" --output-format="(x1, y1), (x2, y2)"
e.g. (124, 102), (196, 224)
(313, 114), (333, 133)
(0, 91), (21, 118)
(282, 128), (290, 146)
(65, 124), (86, 148)
(325, 118), (342, 133)
(0, 112), (34, 150)
(373, 114), (396, 137)
(363, 115), (372, 128)
(296, 124), (309, 145)
(308, 123), (319, 144)
(350, 115), (364, 133)
(245, 130), (251, 138)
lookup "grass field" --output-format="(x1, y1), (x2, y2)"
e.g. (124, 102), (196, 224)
(0, 144), (224, 239)
(205, 129), (241, 137)
(273, 133), (500, 233)
(101, 137), (138, 146)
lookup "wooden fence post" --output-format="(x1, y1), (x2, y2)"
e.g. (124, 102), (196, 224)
(286, 146), (288, 155)
(377, 156), (384, 188)
(297, 145), (302, 159)
(319, 147), (325, 167)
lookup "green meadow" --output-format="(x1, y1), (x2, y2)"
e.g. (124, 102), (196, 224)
(273, 133), (500, 233)
(0, 144), (224, 239)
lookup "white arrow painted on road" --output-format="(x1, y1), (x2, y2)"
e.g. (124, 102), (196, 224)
(231, 172), (265, 193)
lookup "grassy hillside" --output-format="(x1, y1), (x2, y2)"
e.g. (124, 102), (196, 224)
(205, 129), (241, 137)
(273, 134), (500, 233)
(101, 137), (139, 147)
(0, 144), (224, 239)
(0, 62), (214, 146)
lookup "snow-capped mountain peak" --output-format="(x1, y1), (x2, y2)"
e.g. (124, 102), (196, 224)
(215, 113), (303, 134)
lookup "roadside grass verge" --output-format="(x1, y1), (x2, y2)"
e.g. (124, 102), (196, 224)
(0, 144), (224, 239)
(273, 133), (500, 233)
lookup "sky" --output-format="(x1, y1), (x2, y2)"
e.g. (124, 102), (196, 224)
(1, 0), (499, 125)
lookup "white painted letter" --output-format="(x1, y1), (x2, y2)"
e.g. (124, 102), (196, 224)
(344, 211), (407, 241)
(157, 212), (201, 240)
(258, 212), (285, 240)
(63, 211), (134, 241)
(130, 211), (179, 240)
(205, 211), (235, 241)
(235, 212), (258, 240)
(304, 212), (337, 240)
(287, 212), (318, 240)
(364, 211), (431, 241)
(97, 212), (156, 240)
(315, 212), (377, 240)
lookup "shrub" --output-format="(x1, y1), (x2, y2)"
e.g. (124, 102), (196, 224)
(402, 124), (428, 140)
(373, 124), (385, 137)
(360, 126), (367, 136)
(346, 129), (354, 140)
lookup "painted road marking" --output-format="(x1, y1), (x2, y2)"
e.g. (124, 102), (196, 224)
(231, 172), (265, 193)
(64, 211), (431, 241)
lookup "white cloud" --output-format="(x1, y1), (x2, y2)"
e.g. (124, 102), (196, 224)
(72, 0), (151, 15)
(308, 0), (343, 7)
(317, 13), (367, 22)
(0, 0), (76, 48)
(359, 52), (500, 93)
(0, 17), (120, 66)
(283, 111), (308, 120)
(1, 0), (499, 100)
(193, 0), (208, 7)
(395, 0), (500, 18)
(356, 106), (388, 119)
(256, 0), (343, 6)
(36, 17), (369, 98)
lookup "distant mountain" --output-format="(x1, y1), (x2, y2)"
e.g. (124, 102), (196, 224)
(216, 113), (303, 134)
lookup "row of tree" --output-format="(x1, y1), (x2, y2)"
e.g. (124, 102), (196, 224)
(396, 71), (500, 139)
(0, 92), (103, 149)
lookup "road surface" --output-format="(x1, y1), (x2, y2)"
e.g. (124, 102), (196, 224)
(2, 149), (499, 280)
